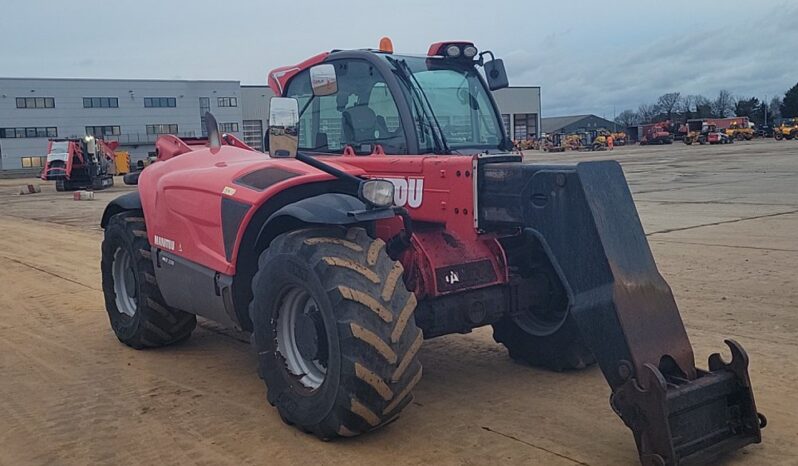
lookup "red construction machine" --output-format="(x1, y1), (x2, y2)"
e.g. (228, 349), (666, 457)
(100, 39), (764, 465)
(640, 121), (673, 145)
(42, 136), (117, 191)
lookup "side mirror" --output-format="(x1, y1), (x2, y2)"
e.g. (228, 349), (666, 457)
(484, 59), (509, 91)
(310, 64), (338, 96)
(268, 97), (299, 158)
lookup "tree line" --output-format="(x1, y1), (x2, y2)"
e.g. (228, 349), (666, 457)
(614, 82), (798, 128)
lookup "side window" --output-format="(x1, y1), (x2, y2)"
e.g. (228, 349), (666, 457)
(284, 59), (406, 154)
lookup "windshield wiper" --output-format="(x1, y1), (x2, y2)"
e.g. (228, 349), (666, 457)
(387, 57), (451, 155)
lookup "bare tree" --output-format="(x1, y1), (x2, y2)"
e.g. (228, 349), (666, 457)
(637, 104), (661, 124)
(679, 95), (697, 118)
(615, 109), (640, 127)
(770, 96), (783, 120)
(656, 92), (682, 120)
(711, 90), (736, 118)
(693, 95), (713, 118)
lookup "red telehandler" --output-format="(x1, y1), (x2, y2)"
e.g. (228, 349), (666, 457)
(42, 136), (117, 191)
(100, 39), (764, 465)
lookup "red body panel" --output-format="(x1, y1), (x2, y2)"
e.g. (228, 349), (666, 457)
(327, 154), (506, 298)
(140, 146), (351, 275)
(427, 41), (475, 56)
(139, 144), (506, 298)
(268, 51), (330, 96)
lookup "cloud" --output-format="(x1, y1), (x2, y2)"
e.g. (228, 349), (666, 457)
(517, 3), (798, 116)
(0, 0), (794, 119)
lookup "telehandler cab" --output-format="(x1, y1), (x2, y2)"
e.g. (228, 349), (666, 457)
(100, 39), (764, 465)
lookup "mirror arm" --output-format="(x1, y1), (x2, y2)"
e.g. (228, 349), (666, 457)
(295, 152), (362, 187)
(477, 50), (495, 67)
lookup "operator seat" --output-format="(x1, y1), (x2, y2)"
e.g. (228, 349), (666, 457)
(342, 105), (378, 147)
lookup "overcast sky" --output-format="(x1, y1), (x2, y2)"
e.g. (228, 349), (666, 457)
(1, 0), (795, 117)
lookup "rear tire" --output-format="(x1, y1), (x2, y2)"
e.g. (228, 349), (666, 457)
(101, 211), (196, 348)
(775, 132), (783, 141)
(55, 179), (65, 192)
(250, 227), (423, 439)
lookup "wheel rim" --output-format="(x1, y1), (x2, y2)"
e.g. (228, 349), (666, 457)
(112, 247), (138, 317)
(515, 272), (569, 336)
(276, 286), (328, 390)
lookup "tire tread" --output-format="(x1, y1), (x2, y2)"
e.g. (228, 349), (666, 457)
(249, 227), (423, 439)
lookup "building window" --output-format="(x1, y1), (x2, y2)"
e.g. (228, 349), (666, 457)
(83, 97), (119, 108)
(146, 124), (178, 135)
(217, 97), (238, 107)
(1, 127), (57, 138)
(513, 113), (538, 140)
(86, 125), (121, 137)
(21, 156), (47, 168)
(243, 120), (263, 150)
(16, 97), (55, 109)
(220, 122), (239, 132)
(144, 97), (177, 108)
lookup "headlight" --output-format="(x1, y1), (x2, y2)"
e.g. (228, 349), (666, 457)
(445, 44), (461, 58)
(359, 179), (395, 208)
(463, 45), (478, 58)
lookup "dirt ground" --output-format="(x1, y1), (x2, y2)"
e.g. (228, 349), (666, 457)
(1, 139), (796, 465)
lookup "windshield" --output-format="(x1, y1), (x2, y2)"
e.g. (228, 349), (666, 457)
(48, 141), (69, 155)
(381, 55), (505, 153)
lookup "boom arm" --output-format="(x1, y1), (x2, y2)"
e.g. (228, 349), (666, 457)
(478, 160), (764, 465)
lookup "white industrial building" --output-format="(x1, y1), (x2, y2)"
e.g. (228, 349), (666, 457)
(0, 78), (540, 170)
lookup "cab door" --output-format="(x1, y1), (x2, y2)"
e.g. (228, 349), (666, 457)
(285, 58), (410, 157)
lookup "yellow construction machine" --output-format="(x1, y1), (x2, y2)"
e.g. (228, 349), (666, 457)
(774, 118), (798, 140)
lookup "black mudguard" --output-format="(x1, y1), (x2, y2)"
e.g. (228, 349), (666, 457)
(258, 193), (395, 242)
(479, 160), (763, 465)
(101, 191), (141, 228)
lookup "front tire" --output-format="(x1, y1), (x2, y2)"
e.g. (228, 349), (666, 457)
(250, 227), (423, 439)
(493, 315), (594, 371)
(101, 211), (196, 348)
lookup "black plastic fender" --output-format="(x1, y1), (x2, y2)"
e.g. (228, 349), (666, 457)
(101, 191), (142, 228)
(257, 193), (395, 242)
(123, 171), (141, 185)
